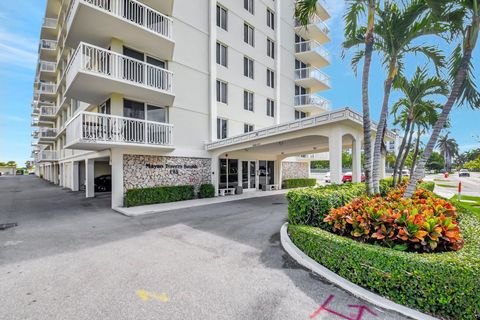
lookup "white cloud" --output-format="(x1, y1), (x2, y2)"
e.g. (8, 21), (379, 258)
(0, 28), (37, 69)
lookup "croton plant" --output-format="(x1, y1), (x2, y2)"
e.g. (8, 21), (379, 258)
(324, 187), (464, 252)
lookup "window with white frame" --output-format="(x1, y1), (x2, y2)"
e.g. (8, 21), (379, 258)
(267, 38), (275, 59)
(216, 80), (228, 103)
(267, 9), (275, 30)
(243, 56), (254, 79)
(295, 110), (307, 120)
(216, 5), (228, 30)
(244, 23), (254, 46)
(244, 0), (254, 14)
(216, 42), (228, 67)
(217, 118), (228, 139)
(244, 90), (254, 111)
(266, 99), (275, 117)
(244, 123), (254, 133)
(266, 68), (275, 88)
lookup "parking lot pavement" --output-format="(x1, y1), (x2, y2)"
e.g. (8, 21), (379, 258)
(426, 172), (480, 198)
(0, 175), (409, 320)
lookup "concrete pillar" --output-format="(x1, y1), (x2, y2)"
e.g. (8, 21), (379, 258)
(274, 156), (285, 188)
(352, 137), (362, 182)
(85, 159), (95, 198)
(72, 161), (79, 191)
(111, 149), (124, 208)
(211, 155), (219, 196)
(109, 38), (123, 54)
(329, 129), (343, 184)
(110, 93), (124, 116)
(380, 152), (386, 179)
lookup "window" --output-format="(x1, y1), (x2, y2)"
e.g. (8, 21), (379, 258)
(243, 90), (254, 111)
(147, 105), (167, 123)
(124, 99), (145, 120)
(216, 5), (228, 30)
(99, 99), (111, 114)
(244, 123), (254, 133)
(267, 9), (275, 30)
(244, 23), (254, 46)
(267, 38), (275, 59)
(295, 110), (307, 120)
(216, 42), (228, 67)
(243, 56), (254, 79)
(266, 99), (275, 117)
(266, 68), (275, 88)
(217, 118), (228, 139)
(216, 80), (228, 103)
(244, 0), (254, 14)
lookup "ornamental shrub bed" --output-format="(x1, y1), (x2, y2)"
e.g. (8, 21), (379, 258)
(288, 202), (480, 319)
(283, 178), (317, 189)
(125, 185), (195, 207)
(198, 183), (215, 198)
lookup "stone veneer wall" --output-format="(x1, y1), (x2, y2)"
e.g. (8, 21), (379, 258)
(281, 161), (309, 180)
(123, 155), (211, 192)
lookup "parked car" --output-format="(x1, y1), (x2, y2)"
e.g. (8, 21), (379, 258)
(28, 172), (35, 175)
(342, 172), (366, 183)
(459, 169), (470, 177)
(94, 175), (111, 192)
(324, 172), (331, 183)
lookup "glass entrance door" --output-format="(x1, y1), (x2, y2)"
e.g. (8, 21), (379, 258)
(242, 160), (256, 191)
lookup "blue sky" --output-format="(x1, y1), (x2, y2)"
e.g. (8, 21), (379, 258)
(0, 0), (478, 166)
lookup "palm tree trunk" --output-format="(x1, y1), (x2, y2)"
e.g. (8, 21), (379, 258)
(373, 60), (397, 194)
(398, 123), (415, 184)
(392, 118), (412, 187)
(405, 51), (473, 197)
(361, 0), (376, 196)
(409, 129), (421, 178)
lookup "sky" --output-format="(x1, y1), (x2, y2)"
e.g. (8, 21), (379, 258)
(0, 0), (479, 166)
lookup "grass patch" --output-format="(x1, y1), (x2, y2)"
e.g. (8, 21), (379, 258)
(434, 178), (452, 182)
(436, 183), (457, 188)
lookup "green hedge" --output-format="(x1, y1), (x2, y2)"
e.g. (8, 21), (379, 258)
(288, 203), (480, 319)
(125, 185), (195, 207)
(283, 178), (317, 189)
(418, 181), (435, 192)
(198, 183), (215, 198)
(286, 183), (366, 229)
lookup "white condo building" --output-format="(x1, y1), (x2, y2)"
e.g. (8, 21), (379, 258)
(31, 0), (393, 208)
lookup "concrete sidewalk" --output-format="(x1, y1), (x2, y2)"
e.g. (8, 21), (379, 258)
(114, 189), (289, 216)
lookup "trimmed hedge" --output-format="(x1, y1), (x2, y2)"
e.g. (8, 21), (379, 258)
(198, 183), (215, 199)
(283, 178), (317, 189)
(288, 203), (480, 319)
(286, 183), (366, 229)
(125, 185), (195, 207)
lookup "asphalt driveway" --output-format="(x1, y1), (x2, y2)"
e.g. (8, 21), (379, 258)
(0, 175), (409, 320)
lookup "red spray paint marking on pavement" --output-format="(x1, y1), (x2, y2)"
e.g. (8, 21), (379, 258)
(310, 295), (378, 320)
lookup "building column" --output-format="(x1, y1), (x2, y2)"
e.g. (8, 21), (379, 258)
(274, 155), (285, 188)
(111, 149), (124, 208)
(72, 161), (79, 191)
(211, 155), (220, 196)
(329, 129), (343, 184)
(85, 159), (95, 198)
(352, 137), (362, 182)
(59, 164), (64, 187)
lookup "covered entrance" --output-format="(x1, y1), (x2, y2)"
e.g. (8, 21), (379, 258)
(218, 159), (276, 192)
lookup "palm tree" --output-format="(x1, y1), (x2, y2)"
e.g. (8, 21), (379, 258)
(342, 0), (377, 196)
(371, 1), (447, 194)
(406, 0), (480, 197)
(390, 67), (448, 186)
(294, 0), (320, 27)
(437, 133), (460, 171)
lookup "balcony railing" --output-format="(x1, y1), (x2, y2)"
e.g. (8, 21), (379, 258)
(295, 15), (329, 34)
(294, 94), (331, 111)
(66, 0), (173, 39)
(67, 112), (173, 147)
(40, 39), (58, 51)
(68, 42), (174, 93)
(34, 82), (56, 94)
(294, 67), (331, 87)
(40, 106), (58, 117)
(39, 128), (58, 138)
(295, 40), (330, 62)
(39, 150), (59, 161)
(32, 117), (40, 126)
(43, 18), (58, 29)
(39, 61), (57, 73)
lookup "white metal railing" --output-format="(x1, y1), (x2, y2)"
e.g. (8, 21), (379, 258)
(40, 106), (58, 116)
(295, 40), (330, 62)
(43, 18), (58, 28)
(32, 117), (40, 126)
(39, 150), (59, 161)
(66, 112), (174, 147)
(66, 0), (173, 39)
(32, 107), (40, 115)
(67, 42), (174, 93)
(39, 61), (57, 73)
(35, 82), (56, 94)
(39, 127), (58, 138)
(40, 39), (57, 50)
(294, 94), (331, 111)
(295, 15), (329, 34)
(295, 67), (331, 87)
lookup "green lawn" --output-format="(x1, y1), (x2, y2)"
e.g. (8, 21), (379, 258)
(436, 183), (457, 188)
(451, 195), (480, 216)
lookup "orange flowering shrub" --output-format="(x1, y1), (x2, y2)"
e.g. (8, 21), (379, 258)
(324, 187), (464, 252)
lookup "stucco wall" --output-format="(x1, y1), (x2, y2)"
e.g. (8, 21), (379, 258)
(281, 161), (309, 180)
(123, 154), (211, 192)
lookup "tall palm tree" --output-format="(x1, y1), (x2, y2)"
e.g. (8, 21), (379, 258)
(342, 0), (377, 196)
(294, 0), (320, 27)
(390, 67), (448, 186)
(371, 1), (447, 194)
(437, 133), (460, 171)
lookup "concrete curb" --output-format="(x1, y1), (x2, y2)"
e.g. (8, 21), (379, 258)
(280, 223), (439, 320)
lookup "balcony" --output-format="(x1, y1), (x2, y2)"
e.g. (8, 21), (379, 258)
(38, 150), (59, 162)
(294, 94), (331, 114)
(32, 117), (40, 127)
(39, 106), (58, 120)
(39, 39), (57, 60)
(41, 18), (58, 39)
(294, 67), (330, 92)
(34, 82), (57, 102)
(315, 1), (330, 21)
(32, 107), (40, 116)
(295, 41), (330, 68)
(37, 61), (57, 81)
(65, 0), (174, 60)
(38, 128), (58, 143)
(295, 15), (330, 44)
(65, 112), (174, 150)
(65, 43), (174, 105)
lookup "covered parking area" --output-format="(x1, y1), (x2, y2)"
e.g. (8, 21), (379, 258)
(207, 108), (394, 195)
